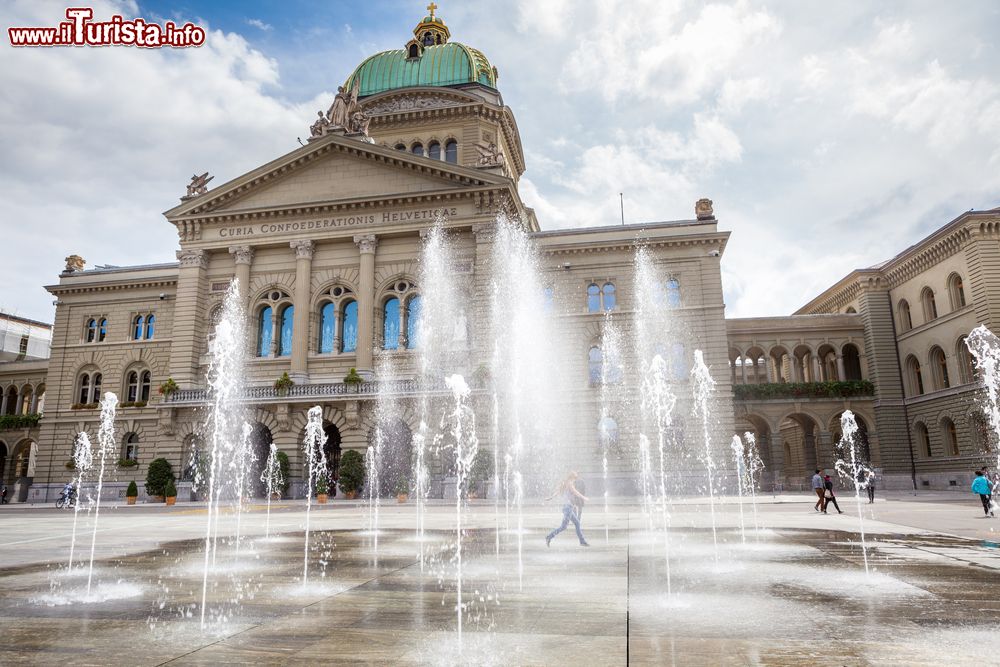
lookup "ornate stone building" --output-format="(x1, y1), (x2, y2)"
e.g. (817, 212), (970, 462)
(0, 10), (733, 502)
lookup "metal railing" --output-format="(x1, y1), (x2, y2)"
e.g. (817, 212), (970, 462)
(164, 378), (484, 405)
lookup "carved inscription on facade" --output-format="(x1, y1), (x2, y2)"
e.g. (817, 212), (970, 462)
(215, 207), (460, 239)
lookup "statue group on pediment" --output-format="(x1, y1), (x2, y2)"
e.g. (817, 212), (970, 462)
(475, 142), (505, 168)
(310, 79), (371, 138)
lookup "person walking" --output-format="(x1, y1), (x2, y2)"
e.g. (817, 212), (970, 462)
(858, 468), (875, 504)
(822, 475), (844, 514)
(812, 469), (825, 512)
(0, 484), (7, 504)
(545, 471), (590, 547)
(972, 470), (994, 517)
(982, 465), (996, 509)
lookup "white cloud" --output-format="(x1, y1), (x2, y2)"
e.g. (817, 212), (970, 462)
(246, 18), (273, 32)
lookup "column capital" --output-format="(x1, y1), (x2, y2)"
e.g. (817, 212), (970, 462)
(175, 248), (208, 269)
(290, 239), (315, 260)
(472, 222), (496, 243)
(228, 245), (255, 266)
(354, 234), (378, 254)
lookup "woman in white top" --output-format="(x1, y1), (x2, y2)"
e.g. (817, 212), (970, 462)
(545, 471), (590, 547)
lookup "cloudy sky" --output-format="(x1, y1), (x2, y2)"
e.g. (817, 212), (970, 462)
(2, 0), (999, 323)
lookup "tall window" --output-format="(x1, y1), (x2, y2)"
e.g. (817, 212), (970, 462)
(257, 306), (273, 357)
(91, 373), (102, 403)
(671, 343), (687, 380)
(897, 299), (912, 332)
(123, 433), (139, 463)
(949, 273), (967, 310)
(98, 318), (107, 342)
(921, 287), (937, 322)
(140, 371), (151, 402)
(181, 435), (201, 482)
(906, 355), (924, 395)
(406, 295), (422, 349)
(383, 297), (400, 350)
(445, 140), (457, 164)
(278, 305), (294, 356)
(601, 282), (616, 310)
(930, 347), (949, 390)
(145, 314), (155, 339)
(133, 315), (144, 340)
(666, 278), (681, 308)
(587, 283), (601, 312)
(126, 371), (139, 402)
(598, 416), (619, 449)
(341, 300), (358, 353)
(916, 422), (931, 458)
(957, 336), (976, 384)
(319, 302), (336, 354)
(428, 141), (441, 160)
(411, 143), (424, 157)
(588, 346), (603, 385)
(942, 418), (959, 456)
(86, 318), (97, 343)
(78, 374), (90, 405)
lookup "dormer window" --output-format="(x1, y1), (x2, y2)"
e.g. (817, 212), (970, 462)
(408, 43), (419, 58)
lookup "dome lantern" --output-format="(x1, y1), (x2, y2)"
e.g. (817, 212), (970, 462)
(412, 2), (450, 48)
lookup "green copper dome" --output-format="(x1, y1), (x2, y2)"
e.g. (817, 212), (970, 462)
(345, 42), (498, 98)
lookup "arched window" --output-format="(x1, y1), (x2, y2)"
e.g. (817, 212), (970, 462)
(957, 336), (976, 384)
(930, 346), (949, 390)
(445, 140), (457, 164)
(278, 305), (294, 356)
(91, 373), (102, 403)
(948, 273), (966, 310)
(587, 283), (601, 313)
(123, 433), (139, 463)
(408, 44), (419, 58)
(85, 318), (97, 343)
(406, 295), (422, 349)
(394, 143), (406, 151)
(4, 386), (16, 415)
(942, 418), (959, 456)
(915, 422), (931, 458)
(78, 374), (90, 405)
(411, 143), (424, 157)
(666, 278), (681, 308)
(428, 141), (441, 160)
(98, 318), (107, 342)
(257, 306), (273, 357)
(906, 355), (924, 395)
(126, 371), (139, 403)
(921, 287), (937, 322)
(18, 385), (33, 415)
(897, 300), (912, 332)
(383, 297), (400, 350)
(180, 434), (201, 482)
(598, 416), (619, 448)
(341, 300), (358, 353)
(971, 412), (993, 454)
(588, 346), (603, 385)
(140, 371), (151, 402)
(842, 343), (863, 381)
(319, 302), (336, 353)
(145, 314), (155, 339)
(133, 315), (144, 340)
(602, 282), (616, 310)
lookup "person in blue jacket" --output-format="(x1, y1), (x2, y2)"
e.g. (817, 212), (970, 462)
(972, 470), (994, 517)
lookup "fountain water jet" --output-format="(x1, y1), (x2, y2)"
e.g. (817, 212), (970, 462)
(302, 406), (328, 586)
(67, 432), (93, 572)
(86, 392), (117, 595)
(835, 409), (874, 574)
(260, 442), (283, 539)
(966, 326), (1000, 504)
(691, 350), (719, 563)
(743, 431), (765, 537)
(730, 435), (747, 544)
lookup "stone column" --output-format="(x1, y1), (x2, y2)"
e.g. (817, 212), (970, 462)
(836, 354), (847, 381)
(817, 431), (835, 470)
(740, 358), (747, 384)
(289, 240), (315, 382)
(168, 249), (210, 388)
(792, 356), (802, 382)
(228, 245), (254, 306)
(354, 234), (378, 377)
(811, 355), (822, 383)
(764, 433), (784, 488)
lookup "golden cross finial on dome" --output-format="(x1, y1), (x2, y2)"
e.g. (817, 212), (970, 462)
(427, 2), (438, 18)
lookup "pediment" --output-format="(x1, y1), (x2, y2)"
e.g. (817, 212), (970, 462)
(165, 134), (507, 219)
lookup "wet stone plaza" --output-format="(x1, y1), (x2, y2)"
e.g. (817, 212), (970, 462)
(2, 497), (1000, 666)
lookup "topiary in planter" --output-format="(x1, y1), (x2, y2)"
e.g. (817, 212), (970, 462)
(126, 480), (138, 497)
(274, 372), (295, 395)
(338, 449), (365, 496)
(164, 479), (177, 498)
(343, 368), (363, 385)
(145, 458), (175, 497)
(276, 451), (291, 495)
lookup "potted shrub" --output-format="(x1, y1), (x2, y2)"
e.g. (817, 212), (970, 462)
(468, 448), (494, 499)
(315, 475), (329, 504)
(276, 451), (291, 499)
(158, 378), (179, 397)
(274, 372), (295, 396)
(164, 479), (177, 506)
(145, 457), (175, 502)
(395, 476), (409, 503)
(343, 368), (363, 386)
(338, 449), (365, 500)
(126, 480), (138, 505)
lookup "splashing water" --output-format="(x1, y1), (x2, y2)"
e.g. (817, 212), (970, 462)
(743, 431), (765, 537)
(691, 350), (719, 563)
(302, 406), (328, 586)
(86, 392), (117, 595)
(835, 410), (874, 575)
(731, 435), (747, 544)
(600, 311), (626, 545)
(67, 432), (93, 572)
(260, 442), (283, 539)
(967, 326), (1000, 504)
(641, 354), (678, 592)
(233, 423), (254, 558)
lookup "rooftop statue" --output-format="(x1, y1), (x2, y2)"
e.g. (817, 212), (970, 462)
(186, 172), (214, 197)
(309, 111), (330, 138)
(64, 255), (85, 272)
(327, 79), (361, 130)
